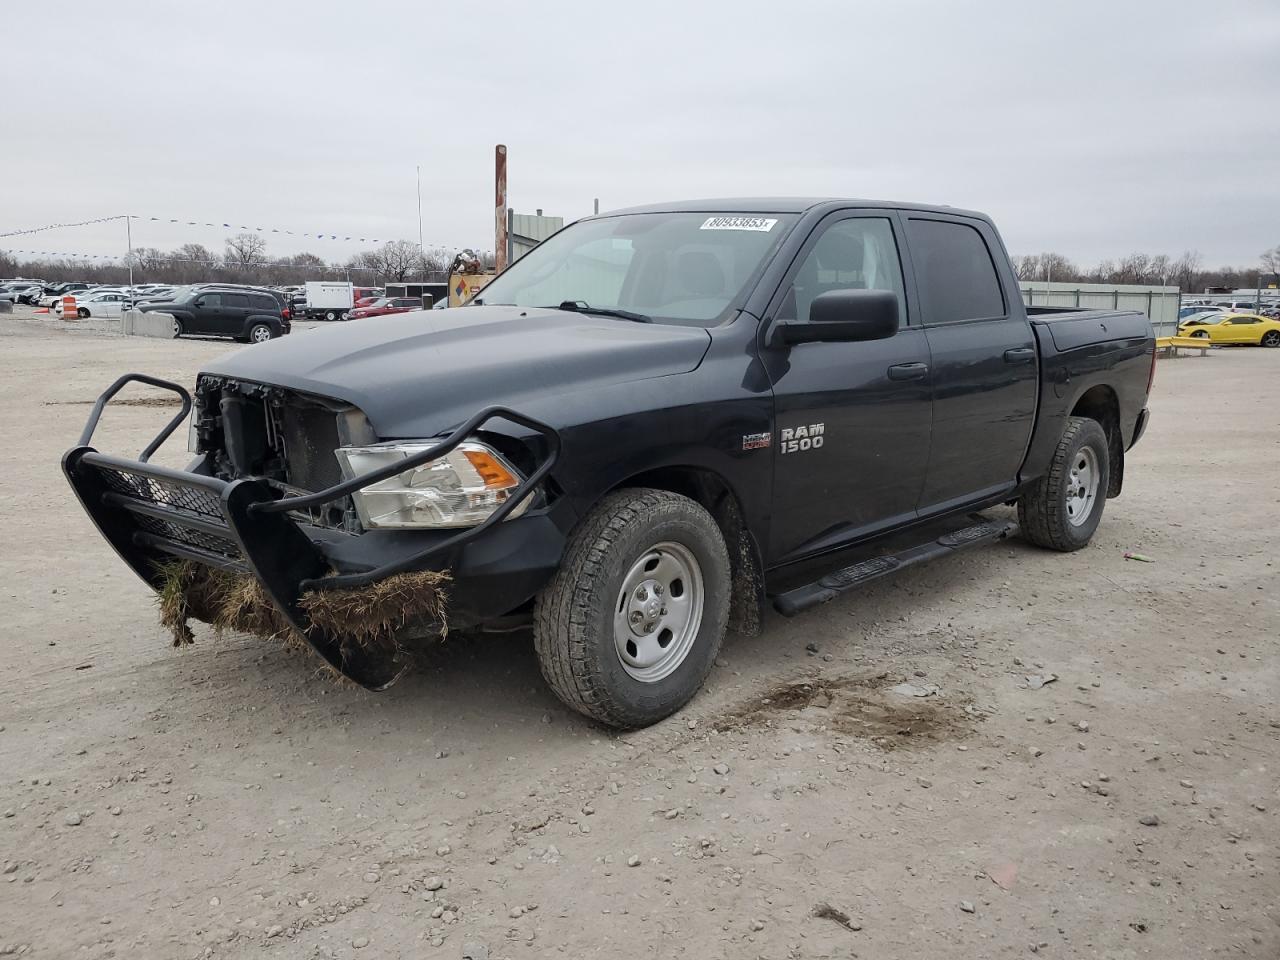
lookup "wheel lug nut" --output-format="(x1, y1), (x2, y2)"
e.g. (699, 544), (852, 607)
(635, 587), (647, 601)
(653, 584), (664, 596)
(660, 608), (668, 616)
(630, 611), (643, 625)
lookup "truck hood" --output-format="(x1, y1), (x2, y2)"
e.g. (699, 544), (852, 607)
(200, 305), (713, 436)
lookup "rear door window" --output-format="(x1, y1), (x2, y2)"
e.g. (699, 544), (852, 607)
(907, 219), (1006, 324)
(224, 293), (250, 309)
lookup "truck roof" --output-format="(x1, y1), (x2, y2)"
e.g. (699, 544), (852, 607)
(600, 197), (991, 221)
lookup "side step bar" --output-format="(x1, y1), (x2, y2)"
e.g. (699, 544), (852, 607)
(772, 518), (1018, 617)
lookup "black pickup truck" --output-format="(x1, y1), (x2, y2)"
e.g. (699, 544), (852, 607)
(64, 198), (1154, 728)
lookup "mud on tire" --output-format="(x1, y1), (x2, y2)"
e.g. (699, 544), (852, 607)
(533, 488), (731, 729)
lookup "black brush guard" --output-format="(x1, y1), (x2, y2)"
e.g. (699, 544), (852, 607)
(63, 374), (561, 690)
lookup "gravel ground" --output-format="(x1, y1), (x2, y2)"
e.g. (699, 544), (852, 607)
(1, 310), (1276, 959)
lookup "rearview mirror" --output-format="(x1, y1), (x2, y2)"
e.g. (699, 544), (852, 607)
(771, 289), (900, 346)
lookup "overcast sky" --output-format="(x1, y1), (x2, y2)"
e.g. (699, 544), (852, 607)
(5, 0), (1278, 268)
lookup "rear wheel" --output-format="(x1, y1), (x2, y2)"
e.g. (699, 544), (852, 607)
(248, 323), (274, 343)
(77, 307), (89, 318)
(1261, 330), (1280, 348)
(534, 489), (730, 729)
(324, 310), (337, 321)
(1018, 416), (1109, 552)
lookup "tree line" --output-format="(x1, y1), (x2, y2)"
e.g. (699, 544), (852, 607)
(0, 235), (491, 287)
(1012, 247), (1280, 292)
(5, 233), (1279, 294)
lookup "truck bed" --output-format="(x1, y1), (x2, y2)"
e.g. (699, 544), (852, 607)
(1026, 306), (1152, 353)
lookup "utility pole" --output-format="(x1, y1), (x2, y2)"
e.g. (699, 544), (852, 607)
(416, 165), (424, 253)
(126, 215), (134, 291)
(494, 145), (508, 272)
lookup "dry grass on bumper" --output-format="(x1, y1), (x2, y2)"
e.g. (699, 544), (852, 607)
(154, 560), (449, 656)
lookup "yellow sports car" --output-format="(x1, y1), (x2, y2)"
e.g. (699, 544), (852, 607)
(1178, 312), (1280, 347)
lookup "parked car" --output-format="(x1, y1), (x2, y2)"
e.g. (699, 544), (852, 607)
(63, 197), (1155, 728)
(348, 296), (423, 319)
(0, 282), (45, 305)
(137, 287), (291, 341)
(55, 290), (132, 319)
(1178, 304), (1222, 320)
(1178, 312), (1280, 346)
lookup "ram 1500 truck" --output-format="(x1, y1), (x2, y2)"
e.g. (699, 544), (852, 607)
(64, 198), (1155, 728)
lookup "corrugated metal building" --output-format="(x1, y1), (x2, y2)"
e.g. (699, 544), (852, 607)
(1019, 281), (1181, 335)
(507, 211), (564, 264)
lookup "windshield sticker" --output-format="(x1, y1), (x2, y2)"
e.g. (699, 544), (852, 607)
(700, 216), (778, 232)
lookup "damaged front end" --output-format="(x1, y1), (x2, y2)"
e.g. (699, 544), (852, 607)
(63, 374), (561, 689)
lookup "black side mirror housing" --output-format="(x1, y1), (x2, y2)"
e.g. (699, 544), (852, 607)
(771, 289), (900, 346)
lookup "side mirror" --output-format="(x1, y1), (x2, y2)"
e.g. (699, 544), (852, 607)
(771, 289), (900, 346)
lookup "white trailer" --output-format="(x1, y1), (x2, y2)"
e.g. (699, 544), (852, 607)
(303, 281), (355, 321)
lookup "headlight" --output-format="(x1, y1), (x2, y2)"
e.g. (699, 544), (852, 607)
(335, 440), (529, 529)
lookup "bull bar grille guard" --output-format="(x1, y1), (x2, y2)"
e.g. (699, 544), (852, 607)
(62, 374), (561, 688)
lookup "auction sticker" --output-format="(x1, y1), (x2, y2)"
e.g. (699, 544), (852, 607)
(700, 216), (778, 232)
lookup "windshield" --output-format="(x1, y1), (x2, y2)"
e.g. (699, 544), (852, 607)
(1185, 313), (1223, 324)
(476, 211), (798, 326)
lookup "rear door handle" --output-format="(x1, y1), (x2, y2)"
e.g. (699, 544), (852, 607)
(1004, 347), (1036, 364)
(887, 362), (929, 381)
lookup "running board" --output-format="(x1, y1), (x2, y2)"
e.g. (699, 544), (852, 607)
(772, 518), (1018, 616)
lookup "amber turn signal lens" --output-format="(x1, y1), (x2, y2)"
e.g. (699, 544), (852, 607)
(462, 448), (519, 489)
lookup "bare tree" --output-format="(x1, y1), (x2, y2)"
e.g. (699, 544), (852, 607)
(1171, 251), (1203, 292)
(224, 232), (268, 270)
(1261, 245), (1280, 282)
(366, 240), (424, 282)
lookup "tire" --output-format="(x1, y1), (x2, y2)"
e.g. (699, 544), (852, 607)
(1018, 416), (1109, 552)
(325, 310), (337, 321)
(77, 307), (89, 318)
(1261, 330), (1280, 348)
(1191, 330), (1209, 339)
(248, 323), (274, 343)
(172, 318), (184, 339)
(339, 311), (349, 320)
(533, 488), (731, 729)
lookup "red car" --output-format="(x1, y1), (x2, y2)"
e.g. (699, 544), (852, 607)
(348, 296), (423, 319)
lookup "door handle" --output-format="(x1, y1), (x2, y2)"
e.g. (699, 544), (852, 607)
(1003, 347), (1035, 364)
(887, 362), (929, 381)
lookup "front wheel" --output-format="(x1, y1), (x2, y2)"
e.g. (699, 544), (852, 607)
(248, 323), (274, 343)
(534, 489), (731, 729)
(1191, 330), (1209, 339)
(172, 318), (184, 338)
(1261, 330), (1280, 348)
(77, 307), (89, 318)
(1019, 416), (1109, 552)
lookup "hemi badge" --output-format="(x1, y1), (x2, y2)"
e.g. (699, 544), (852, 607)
(742, 432), (772, 451)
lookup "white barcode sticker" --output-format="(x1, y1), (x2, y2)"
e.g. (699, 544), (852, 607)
(699, 216), (778, 232)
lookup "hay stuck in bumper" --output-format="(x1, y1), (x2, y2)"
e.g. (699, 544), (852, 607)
(154, 560), (450, 654)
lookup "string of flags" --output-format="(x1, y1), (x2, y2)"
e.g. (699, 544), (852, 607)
(0, 213), (433, 247)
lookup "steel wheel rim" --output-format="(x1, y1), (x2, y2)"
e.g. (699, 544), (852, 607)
(251, 326), (271, 342)
(612, 540), (704, 683)
(1065, 445), (1099, 527)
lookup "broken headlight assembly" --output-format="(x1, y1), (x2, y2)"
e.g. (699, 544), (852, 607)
(334, 440), (530, 529)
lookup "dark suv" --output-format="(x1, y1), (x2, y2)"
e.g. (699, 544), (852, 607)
(139, 287), (291, 342)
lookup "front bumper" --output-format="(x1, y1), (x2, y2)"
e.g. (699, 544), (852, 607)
(63, 374), (563, 689)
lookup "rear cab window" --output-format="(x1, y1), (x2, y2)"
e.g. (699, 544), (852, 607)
(906, 218), (1006, 324)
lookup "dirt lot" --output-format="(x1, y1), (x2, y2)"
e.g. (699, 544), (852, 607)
(1, 311), (1276, 959)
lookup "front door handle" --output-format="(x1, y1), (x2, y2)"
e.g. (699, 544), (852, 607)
(887, 362), (929, 381)
(1004, 347), (1036, 364)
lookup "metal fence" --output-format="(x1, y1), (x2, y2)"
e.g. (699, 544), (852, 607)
(1019, 281), (1182, 337)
